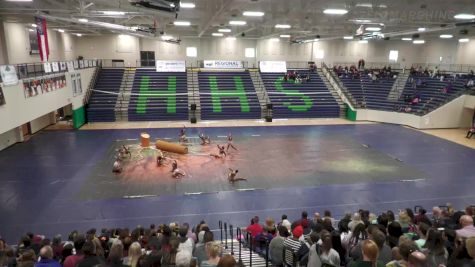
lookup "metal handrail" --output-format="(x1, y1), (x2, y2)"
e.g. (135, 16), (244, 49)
(84, 65), (101, 105)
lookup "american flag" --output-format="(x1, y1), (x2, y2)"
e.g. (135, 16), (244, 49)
(35, 16), (49, 62)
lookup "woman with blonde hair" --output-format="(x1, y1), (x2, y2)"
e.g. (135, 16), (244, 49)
(350, 240), (385, 267)
(201, 241), (222, 267)
(124, 242), (142, 267)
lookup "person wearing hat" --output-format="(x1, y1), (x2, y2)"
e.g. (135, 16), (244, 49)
(283, 226), (309, 266)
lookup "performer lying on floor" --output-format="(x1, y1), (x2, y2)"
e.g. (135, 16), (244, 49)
(112, 156), (122, 173)
(179, 126), (188, 143)
(228, 168), (247, 183)
(118, 145), (131, 159)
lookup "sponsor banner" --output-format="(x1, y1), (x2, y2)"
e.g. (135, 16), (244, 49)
(259, 61), (287, 73)
(204, 60), (243, 69)
(0, 65), (19, 86)
(156, 60), (186, 72)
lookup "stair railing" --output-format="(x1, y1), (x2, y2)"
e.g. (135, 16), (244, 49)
(84, 65), (101, 105)
(229, 224), (234, 255)
(236, 227), (242, 263)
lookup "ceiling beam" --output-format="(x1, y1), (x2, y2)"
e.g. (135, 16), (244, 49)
(198, 0), (233, 38)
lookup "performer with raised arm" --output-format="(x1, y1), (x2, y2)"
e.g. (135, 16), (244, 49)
(179, 125), (188, 143)
(199, 132), (211, 145)
(119, 145), (131, 158)
(228, 168), (247, 183)
(226, 133), (238, 152)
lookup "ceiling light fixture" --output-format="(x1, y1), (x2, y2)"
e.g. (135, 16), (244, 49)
(459, 38), (470, 43)
(270, 38), (280, 42)
(5, 0), (33, 2)
(212, 33), (223, 37)
(57, 29), (64, 33)
(76, 33), (82, 37)
(229, 20), (247, 25)
(275, 24), (291, 29)
(323, 9), (348, 15)
(31, 23), (37, 27)
(243, 11), (265, 17)
(354, 19), (372, 23)
(218, 28), (231, 32)
(365, 27), (381, 31)
(78, 18), (88, 23)
(180, 2), (196, 8)
(280, 34), (291, 38)
(226, 36), (236, 41)
(102, 11), (126, 15)
(28, 29), (34, 32)
(454, 13), (475, 20)
(161, 35), (173, 40)
(343, 36), (354, 40)
(413, 40), (425, 44)
(358, 40), (368, 44)
(418, 27), (426, 32)
(174, 21), (191, 26)
(402, 38), (412, 41)
(440, 34), (453, 39)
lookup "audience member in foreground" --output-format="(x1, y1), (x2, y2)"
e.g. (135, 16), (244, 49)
(350, 239), (385, 267)
(34, 246), (61, 267)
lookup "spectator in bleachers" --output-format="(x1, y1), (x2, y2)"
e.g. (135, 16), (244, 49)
(265, 217), (276, 234)
(269, 226), (289, 267)
(123, 242), (141, 267)
(107, 240), (127, 267)
(350, 226), (391, 264)
(387, 222), (403, 249)
(217, 254), (235, 267)
(456, 216), (475, 239)
(175, 248), (192, 267)
(422, 228), (448, 267)
(349, 213), (364, 232)
(201, 241), (221, 267)
(283, 225), (308, 265)
(350, 239), (385, 267)
(246, 216), (263, 238)
(347, 223), (368, 255)
(465, 79), (474, 88)
(332, 230), (348, 266)
(467, 237), (475, 262)
(398, 211), (413, 233)
(293, 211), (309, 229)
(466, 123), (475, 139)
(319, 230), (341, 266)
(63, 235), (86, 267)
(178, 226), (194, 255)
(280, 214), (291, 231)
(59, 244), (73, 265)
(407, 251), (428, 267)
(17, 249), (36, 267)
(447, 235), (473, 267)
(34, 246), (61, 267)
(386, 239), (418, 267)
(162, 238), (180, 266)
(193, 230), (213, 266)
(414, 209), (431, 226)
(415, 223), (429, 250)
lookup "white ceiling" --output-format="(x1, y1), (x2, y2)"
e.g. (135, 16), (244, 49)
(1, 0), (474, 40)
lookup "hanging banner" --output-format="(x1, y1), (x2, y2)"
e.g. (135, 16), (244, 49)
(44, 62), (52, 73)
(156, 60), (186, 72)
(52, 62), (59, 72)
(0, 65), (19, 86)
(259, 61), (287, 73)
(79, 60), (84, 69)
(60, 62), (67, 71)
(203, 60), (243, 69)
(67, 61), (74, 72)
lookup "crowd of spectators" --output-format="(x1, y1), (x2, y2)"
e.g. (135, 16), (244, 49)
(332, 65), (398, 81)
(0, 222), (240, 267)
(1, 204), (475, 267)
(242, 205), (475, 267)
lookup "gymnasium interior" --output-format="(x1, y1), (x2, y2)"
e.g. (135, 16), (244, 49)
(0, 0), (475, 266)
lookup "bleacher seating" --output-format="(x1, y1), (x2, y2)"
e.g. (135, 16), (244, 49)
(396, 74), (468, 114)
(339, 73), (397, 111)
(128, 69), (188, 121)
(198, 72), (261, 120)
(86, 68), (124, 122)
(260, 70), (340, 118)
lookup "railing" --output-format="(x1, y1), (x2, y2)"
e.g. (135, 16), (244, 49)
(332, 61), (401, 70)
(0, 59), (100, 82)
(84, 65), (101, 105)
(321, 62), (358, 109)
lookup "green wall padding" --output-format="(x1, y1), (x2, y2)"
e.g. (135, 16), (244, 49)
(346, 104), (357, 121)
(73, 106), (86, 129)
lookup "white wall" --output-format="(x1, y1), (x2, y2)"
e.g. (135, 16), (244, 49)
(0, 67), (95, 135)
(71, 33), (475, 68)
(356, 95), (474, 129)
(0, 127), (22, 151)
(29, 113), (55, 133)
